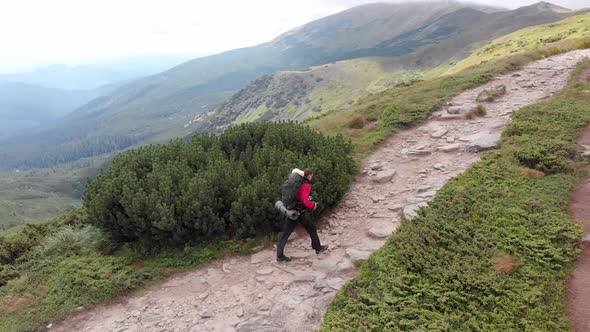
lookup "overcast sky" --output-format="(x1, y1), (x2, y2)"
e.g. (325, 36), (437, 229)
(0, 0), (587, 72)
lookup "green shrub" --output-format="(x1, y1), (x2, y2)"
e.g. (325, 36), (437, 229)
(84, 122), (355, 246)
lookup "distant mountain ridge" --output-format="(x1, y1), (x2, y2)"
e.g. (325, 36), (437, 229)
(195, 1), (587, 131)
(0, 54), (199, 90)
(0, 1), (584, 169)
(0, 82), (122, 139)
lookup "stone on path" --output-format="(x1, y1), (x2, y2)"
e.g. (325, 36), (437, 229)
(293, 273), (316, 282)
(407, 149), (432, 156)
(236, 316), (278, 332)
(431, 128), (448, 138)
(387, 204), (404, 213)
(312, 259), (339, 273)
(337, 259), (355, 273)
(447, 106), (464, 114)
(403, 202), (428, 220)
(372, 170), (397, 184)
(437, 143), (462, 152)
(345, 248), (373, 263)
(416, 191), (436, 199)
(371, 196), (386, 203)
(369, 163), (383, 171)
(256, 267), (274, 275)
(417, 185), (433, 193)
(466, 132), (502, 152)
(367, 224), (396, 238)
(251, 251), (272, 264)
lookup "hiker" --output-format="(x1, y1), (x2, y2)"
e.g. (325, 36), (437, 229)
(276, 168), (328, 262)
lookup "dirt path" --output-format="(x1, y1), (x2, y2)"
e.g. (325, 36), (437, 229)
(54, 50), (590, 332)
(567, 125), (590, 332)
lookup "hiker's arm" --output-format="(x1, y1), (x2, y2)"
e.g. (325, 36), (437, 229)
(299, 183), (316, 209)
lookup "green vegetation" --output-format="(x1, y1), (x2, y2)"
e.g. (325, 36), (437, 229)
(447, 12), (590, 75)
(0, 122), (355, 331)
(0, 158), (106, 232)
(320, 63), (590, 331)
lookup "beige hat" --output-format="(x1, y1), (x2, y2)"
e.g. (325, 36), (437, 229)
(291, 168), (304, 177)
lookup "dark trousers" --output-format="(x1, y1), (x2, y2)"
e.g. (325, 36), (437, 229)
(276, 211), (321, 257)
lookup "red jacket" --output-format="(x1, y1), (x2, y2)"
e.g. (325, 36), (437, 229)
(297, 180), (316, 210)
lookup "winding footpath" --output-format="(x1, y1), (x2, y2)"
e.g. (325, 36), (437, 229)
(55, 49), (590, 332)
(567, 67), (590, 332)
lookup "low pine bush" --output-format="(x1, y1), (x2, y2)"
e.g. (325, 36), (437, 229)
(84, 122), (355, 246)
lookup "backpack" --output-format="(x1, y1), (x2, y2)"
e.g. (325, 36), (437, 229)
(281, 172), (305, 209)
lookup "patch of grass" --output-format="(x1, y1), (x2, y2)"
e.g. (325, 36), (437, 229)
(321, 62), (590, 331)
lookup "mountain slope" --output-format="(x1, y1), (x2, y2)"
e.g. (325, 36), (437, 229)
(447, 11), (590, 74)
(0, 1), (582, 169)
(197, 2), (587, 129)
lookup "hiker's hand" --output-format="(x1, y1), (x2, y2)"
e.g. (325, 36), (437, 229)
(313, 203), (318, 211)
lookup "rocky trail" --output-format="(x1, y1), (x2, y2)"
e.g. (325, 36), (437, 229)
(567, 122), (590, 332)
(55, 49), (590, 332)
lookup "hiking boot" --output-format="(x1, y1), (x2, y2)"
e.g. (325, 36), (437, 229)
(277, 255), (292, 262)
(315, 245), (329, 254)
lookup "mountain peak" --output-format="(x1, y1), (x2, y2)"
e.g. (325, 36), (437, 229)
(527, 1), (572, 13)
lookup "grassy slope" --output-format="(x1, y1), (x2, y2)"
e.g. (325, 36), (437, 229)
(446, 12), (590, 75)
(235, 58), (427, 124)
(321, 59), (590, 332)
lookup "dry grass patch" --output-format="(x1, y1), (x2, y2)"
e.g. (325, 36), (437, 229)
(493, 252), (519, 274)
(0, 293), (35, 314)
(347, 113), (366, 129)
(520, 167), (546, 178)
(472, 104), (487, 117)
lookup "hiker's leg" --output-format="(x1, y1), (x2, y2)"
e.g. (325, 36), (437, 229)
(299, 212), (321, 251)
(277, 217), (296, 258)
